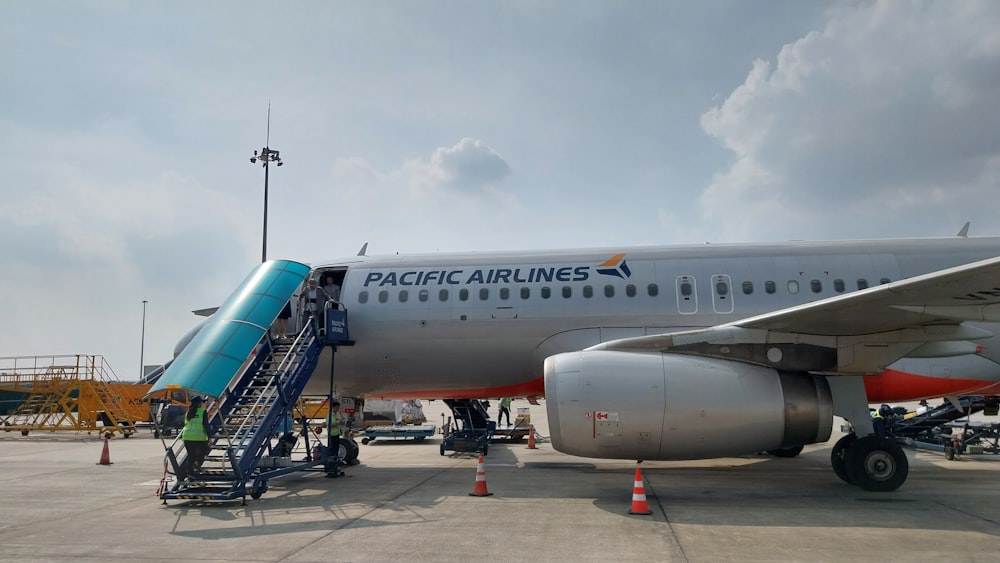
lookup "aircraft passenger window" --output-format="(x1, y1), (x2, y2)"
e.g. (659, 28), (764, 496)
(500, 287), (510, 300)
(680, 282), (692, 296)
(647, 284), (658, 297)
(439, 289), (449, 301)
(834, 279), (845, 293)
(562, 286), (572, 298)
(378, 290), (389, 303)
(418, 289), (429, 302)
(857, 279), (869, 290)
(604, 285), (615, 298)
(479, 288), (489, 300)
(541, 287), (551, 299)
(359, 291), (369, 304)
(626, 284), (636, 297)
(787, 280), (800, 294)
(880, 277), (891, 285)
(715, 281), (728, 296)
(810, 280), (822, 293)
(520, 287), (530, 299)
(583, 285), (593, 298)
(399, 290), (409, 303)
(765, 281), (776, 294)
(459, 289), (469, 301)
(742, 281), (753, 295)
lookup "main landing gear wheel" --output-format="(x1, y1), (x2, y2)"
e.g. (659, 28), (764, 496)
(845, 435), (908, 492)
(831, 434), (857, 485)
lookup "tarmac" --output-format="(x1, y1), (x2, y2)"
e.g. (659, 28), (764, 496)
(0, 399), (998, 562)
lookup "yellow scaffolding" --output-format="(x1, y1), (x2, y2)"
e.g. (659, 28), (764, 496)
(0, 355), (138, 436)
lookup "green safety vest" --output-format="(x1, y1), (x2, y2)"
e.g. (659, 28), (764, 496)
(182, 407), (208, 441)
(501, 398), (512, 409)
(329, 411), (341, 437)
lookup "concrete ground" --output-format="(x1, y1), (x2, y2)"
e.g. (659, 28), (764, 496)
(0, 399), (997, 562)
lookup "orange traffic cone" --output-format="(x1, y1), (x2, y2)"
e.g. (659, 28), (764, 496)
(527, 424), (538, 449)
(96, 436), (113, 466)
(628, 466), (651, 515)
(468, 455), (493, 497)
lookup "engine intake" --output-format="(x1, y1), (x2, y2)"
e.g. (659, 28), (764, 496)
(544, 351), (833, 460)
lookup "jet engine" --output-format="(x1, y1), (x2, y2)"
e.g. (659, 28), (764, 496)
(544, 351), (833, 460)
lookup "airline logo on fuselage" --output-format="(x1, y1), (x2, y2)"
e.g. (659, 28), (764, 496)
(362, 255), (631, 287)
(595, 253), (631, 279)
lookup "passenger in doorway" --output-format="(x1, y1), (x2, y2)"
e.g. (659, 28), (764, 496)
(299, 278), (331, 330)
(323, 275), (342, 310)
(275, 299), (292, 339)
(181, 396), (210, 479)
(498, 397), (512, 427)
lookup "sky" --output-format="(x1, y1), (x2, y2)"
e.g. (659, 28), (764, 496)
(1, 1), (999, 380)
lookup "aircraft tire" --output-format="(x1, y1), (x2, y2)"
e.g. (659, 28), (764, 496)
(845, 435), (908, 492)
(831, 434), (856, 485)
(337, 438), (360, 463)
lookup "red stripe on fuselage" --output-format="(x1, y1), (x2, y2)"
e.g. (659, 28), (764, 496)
(369, 370), (997, 403)
(864, 369), (995, 402)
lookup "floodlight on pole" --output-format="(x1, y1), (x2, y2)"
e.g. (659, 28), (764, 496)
(140, 300), (148, 381)
(250, 104), (283, 263)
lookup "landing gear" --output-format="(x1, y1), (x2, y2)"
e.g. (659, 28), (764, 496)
(831, 433), (908, 491)
(830, 434), (856, 485)
(846, 435), (908, 492)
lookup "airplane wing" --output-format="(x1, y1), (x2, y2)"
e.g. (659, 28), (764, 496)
(590, 255), (1000, 374)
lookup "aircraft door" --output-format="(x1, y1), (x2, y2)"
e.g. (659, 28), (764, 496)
(711, 274), (734, 314)
(676, 275), (697, 315)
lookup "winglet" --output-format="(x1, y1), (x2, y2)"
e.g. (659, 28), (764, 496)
(357, 242), (368, 257)
(957, 222), (970, 237)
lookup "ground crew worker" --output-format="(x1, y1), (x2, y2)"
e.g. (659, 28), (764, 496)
(326, 400), (343, 478)
(181, 396), (210, 478)
(498, 397), (512, 427)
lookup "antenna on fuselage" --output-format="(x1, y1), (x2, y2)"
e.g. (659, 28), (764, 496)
(357, 242), (368, 256)
(957, 222), (971, 237)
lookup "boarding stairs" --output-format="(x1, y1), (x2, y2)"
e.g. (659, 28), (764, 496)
(160, 322), (325, 502)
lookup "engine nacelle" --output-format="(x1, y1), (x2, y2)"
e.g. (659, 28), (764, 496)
(544, 351), (833, 460)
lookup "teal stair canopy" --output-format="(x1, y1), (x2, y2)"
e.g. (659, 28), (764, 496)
(149, 260), (311, 399)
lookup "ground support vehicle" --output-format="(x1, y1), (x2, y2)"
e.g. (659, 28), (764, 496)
(439, 399), (494, 456)
(361, 423), (436, 444)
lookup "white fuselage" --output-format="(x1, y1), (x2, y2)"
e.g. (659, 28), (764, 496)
(301, 237), (1000, 399)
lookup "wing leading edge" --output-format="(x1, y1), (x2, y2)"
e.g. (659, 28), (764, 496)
(589, 255), (1000, 374)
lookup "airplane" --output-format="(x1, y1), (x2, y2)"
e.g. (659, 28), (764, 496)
(162, 233), (1000, 493)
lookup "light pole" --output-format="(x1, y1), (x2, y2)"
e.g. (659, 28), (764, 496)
(139, 300), (148, 381)
(250, 106), (283, 263)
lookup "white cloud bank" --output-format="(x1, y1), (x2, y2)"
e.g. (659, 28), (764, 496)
(699, 0), (1000, 241)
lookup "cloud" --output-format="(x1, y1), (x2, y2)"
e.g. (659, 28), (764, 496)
(408, 138), (511, 194)
(699, 0), (1000, 241)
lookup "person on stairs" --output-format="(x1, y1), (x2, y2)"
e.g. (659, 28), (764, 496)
(181, 396), (210, 480)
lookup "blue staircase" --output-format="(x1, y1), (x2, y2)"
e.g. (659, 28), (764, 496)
(152, 260), (353, 503)
(160, 322), (327, 502)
